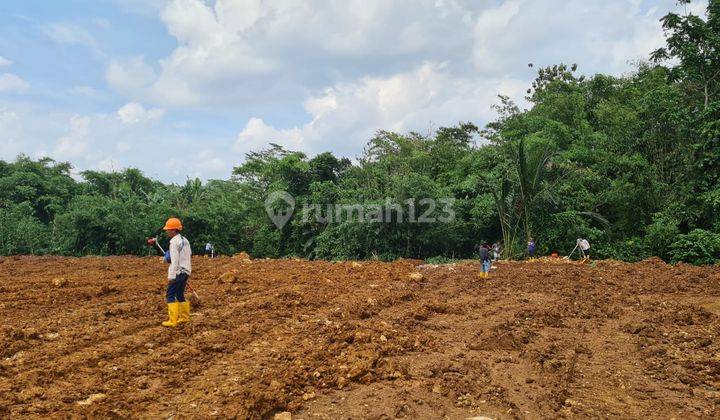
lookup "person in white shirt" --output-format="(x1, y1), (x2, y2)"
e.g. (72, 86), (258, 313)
(204, 242), (213, 258)
(577, 238), (591, 262)
(161, 217), (192, 327)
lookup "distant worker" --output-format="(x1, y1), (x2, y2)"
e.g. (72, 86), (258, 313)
(161, 217), (192, 327)
(492, 242), (500, 261)
(578, 238), (591, 262)
(204, 242), (214, 258)
(528, 238), (536, 260)
(479, 242), (491, 278)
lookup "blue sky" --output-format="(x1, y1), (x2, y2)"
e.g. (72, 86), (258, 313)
(0, 0), (708, 182)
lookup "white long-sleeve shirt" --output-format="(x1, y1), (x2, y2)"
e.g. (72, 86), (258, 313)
(577, 238), (590, 251)
(168, 234), (192, 280)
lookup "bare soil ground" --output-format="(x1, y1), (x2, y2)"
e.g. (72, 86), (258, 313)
(1, 255), (720, 419)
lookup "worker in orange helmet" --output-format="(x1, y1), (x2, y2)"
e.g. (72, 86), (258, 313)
(161, 217), (192, 327)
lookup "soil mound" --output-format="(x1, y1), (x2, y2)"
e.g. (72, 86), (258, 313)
(1, 256), (719, 418)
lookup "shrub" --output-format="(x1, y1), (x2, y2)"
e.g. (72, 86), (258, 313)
(594, 237), (649, 262)
(0, 203), (49, 254)
(643, 213), (680, 260)
(669, 229), (720, 265)
(425, 256), (458, 264)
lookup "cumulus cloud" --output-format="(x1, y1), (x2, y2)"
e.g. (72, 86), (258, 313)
(0, 103), (68, 160)
(472, 0), (670, 77)
(106, 0), (481, 107)
(0, 56), (12, 67)
(11, 0), (711, 181)
(117, 102), (165, 124)
(236, 117), (304, 153)
(55, 116), (92, 159)
(106, 56), (156, 95)
(0, 99), (235, 181)
(108, 0), (690, 111)
(236, 62), (527, 157)
(0, 73), (30, 93)
(166, 149), (232, 180)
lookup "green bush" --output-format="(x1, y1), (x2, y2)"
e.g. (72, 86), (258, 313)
(669, 229), (720, 265)
(425, 256), (458, 264)
(0, 203), (49, 254)
(643, 213), (680, 260)
(594, 237), (649, 262)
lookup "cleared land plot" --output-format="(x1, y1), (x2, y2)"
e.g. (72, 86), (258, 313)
(1, 256), (719, 418)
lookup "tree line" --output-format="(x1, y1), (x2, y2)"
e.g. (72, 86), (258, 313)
(1, 1), (718, 264)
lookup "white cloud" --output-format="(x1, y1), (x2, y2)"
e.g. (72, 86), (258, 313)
(0, 108), (19, 122)
(0, 56), (12, 67)
(116, 142), (131, 152)
(117, 102), (165, 124)
(166, 149), (231, 180)
(0, 108), (21, 156)
(236, 117), (304, 153)
(111, 0), (170, 16)
(9, 0), (710, 181)
(107, 0), (478, 107)
(236, 62), (527, 157)
(471, 0), (672, 77)
(42, 23), (102, 56)
(55, 116), (92, 159)
(687, 1), (709, 16)
(68, 85), (101, 97)
(105, 0), (687, 115)
(0, 98), (238, 181)
(0, 73), (30, 93)
(96, 158), (120, 172)
(0, 103), (66, 160)
(105, 56), (156, 95)
(473, 0), (523, 74)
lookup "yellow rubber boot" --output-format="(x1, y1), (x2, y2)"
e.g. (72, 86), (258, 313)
(177, 301), (190, 324)
(162, 302), (180, 327)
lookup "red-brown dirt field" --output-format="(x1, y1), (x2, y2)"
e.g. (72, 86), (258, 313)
(1, 255), (720, 419)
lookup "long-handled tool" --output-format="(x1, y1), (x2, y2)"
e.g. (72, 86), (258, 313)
(564, 243), (579, 260)
(147, 236), (201, 304)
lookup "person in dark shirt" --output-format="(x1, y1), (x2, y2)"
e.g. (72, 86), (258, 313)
(528, 238), (536, 260)
(479, 242), (491, 278)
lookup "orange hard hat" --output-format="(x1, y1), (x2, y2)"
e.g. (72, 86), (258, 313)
(163, 217), (183, 231)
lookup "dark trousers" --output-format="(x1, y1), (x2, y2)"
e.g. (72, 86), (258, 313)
(166, 272), (188, 303)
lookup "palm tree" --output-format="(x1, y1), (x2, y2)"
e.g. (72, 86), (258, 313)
(515, 138), (554, 242)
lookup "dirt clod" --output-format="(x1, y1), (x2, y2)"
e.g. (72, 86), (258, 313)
(409, 272), (423, 281)
(1, 256), (719, 418)
(77, 393), (106, 406)
(232, 252), (251, 261)
(51, 277), (67, 287)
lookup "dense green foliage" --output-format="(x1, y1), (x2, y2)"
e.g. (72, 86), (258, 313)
(0, 2), (718, 264)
